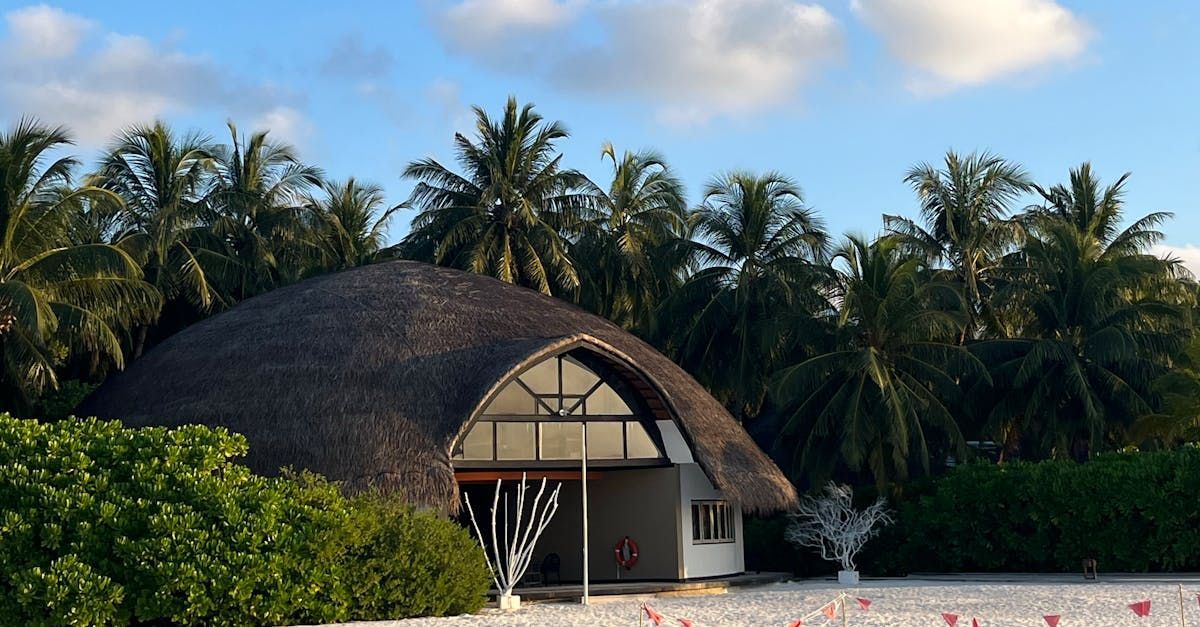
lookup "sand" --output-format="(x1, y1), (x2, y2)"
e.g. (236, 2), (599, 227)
(318, 578), (1200, 626)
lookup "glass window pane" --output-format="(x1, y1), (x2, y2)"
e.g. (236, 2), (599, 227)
(561, 397), (586, 416)
(539, 421), (583, 460)
(585, 383), (633, 415)
(534, 397), (556, 415)
(587, 422), (624, 459)
(625, 422), (661, 459)
(691, 501), (733, 543)
(484, 383), (536, 415)
(459, 422), (494, 460)
(496, 422), (536, 460)
(518, 359), (558, 394)
(561, 357), (600, 394)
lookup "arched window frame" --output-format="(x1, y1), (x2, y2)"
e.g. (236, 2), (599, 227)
(451, 345), (672, 469)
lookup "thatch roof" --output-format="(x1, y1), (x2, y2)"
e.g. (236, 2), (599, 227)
(81, 261), (798, 513)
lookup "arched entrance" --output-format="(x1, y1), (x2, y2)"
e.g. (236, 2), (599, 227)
(453, 344), (743, 584)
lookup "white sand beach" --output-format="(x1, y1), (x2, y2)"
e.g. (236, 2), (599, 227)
(325, 578), (1200, 627)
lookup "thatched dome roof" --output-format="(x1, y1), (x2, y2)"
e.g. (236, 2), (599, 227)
(81, 261), (798, 513)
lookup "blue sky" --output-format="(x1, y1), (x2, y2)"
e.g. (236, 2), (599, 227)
(1, 0), (1197, 269)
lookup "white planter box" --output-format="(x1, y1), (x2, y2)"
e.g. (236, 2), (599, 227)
(498, 594), (521, 610)
(837, 570), (859, 586)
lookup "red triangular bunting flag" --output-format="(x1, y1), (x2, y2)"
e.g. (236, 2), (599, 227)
(822, 602), (838, 620)
(786, 620), (803, 627)
(1044, 615), (1060, 627)
(856, 597), (871, 611)
(942, 612), (959, 626)
(677, 619), (694, 627)
(1128, 600), (1151, 617)
(644, 604), (666, 626)
(972, 618), (980, 627)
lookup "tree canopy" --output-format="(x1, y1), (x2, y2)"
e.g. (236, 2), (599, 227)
(2, 99), (1196, 490)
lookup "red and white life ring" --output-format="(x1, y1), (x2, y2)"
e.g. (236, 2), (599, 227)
(614, 535), (639, 569)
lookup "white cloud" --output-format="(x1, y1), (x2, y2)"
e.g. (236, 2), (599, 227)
(0, 5), (304, 145)
(567, 1), (841, 125)
(5, 4), (92, 60)
(851, 0), (1092, 94)
(425, 78), (475, 136)
(252, 106), (313, 148)
(433, 0), (843, 125)
(439, 0), (578, 55)
(1152, 244), (1200, 278)
(10, 79), (171, 144)
(435, 0), (581, 74)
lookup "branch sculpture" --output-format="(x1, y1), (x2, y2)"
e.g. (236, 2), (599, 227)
(785, 482), (892, 572)
(463, 473), (562, 608)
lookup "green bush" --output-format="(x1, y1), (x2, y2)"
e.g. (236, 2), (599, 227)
(326, 496), (490, 619)
(0, 414), (348, 625)
(0, 414), (491, 625)
(12, 555), (123, 627)
(873, 447), (1200, 573)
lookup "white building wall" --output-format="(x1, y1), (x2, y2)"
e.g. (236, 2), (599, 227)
(533, 469), (682, 581)
(477, 420), (746, 582)
(657, 420), (694, 464)
(677, 462), (745, 579)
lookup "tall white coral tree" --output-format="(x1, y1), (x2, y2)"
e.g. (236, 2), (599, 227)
(786, 482), (892, 572)
(463, 473), (561, 603)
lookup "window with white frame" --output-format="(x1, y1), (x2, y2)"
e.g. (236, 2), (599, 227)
(691, 500), (735, 544)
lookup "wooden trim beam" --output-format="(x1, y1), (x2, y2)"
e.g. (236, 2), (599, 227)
(455, 470), (603, 483)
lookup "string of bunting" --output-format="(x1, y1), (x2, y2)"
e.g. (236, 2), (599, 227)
(939, 587), (1200, 625)
(639, 587), (1200, 625)
(641, 593), (872, 627)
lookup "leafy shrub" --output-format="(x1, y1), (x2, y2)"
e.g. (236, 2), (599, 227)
(0, 414), (491, 625)
(0, 414), (348, 625)
(326, 495), (490, 619)
(873, 447), (1200, 573)
(11, 555), (123, 627)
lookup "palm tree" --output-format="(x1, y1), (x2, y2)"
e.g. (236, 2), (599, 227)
(0, 119), (157, 405)
(208, 122), (322, 299)
(974, 165), (1187, 459)
(772, 235), (982, 488)
(1131, 335), (1200, 445)
(886, 151), (1030, 341)
(305, 178), (401, 272)
(573, 143), (688, 330)
(95, 121), (229, 356)
(398, 97), (592, 294)
(664, 171), (829, 420)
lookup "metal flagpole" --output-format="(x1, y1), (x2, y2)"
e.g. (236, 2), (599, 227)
(581, 421), (590, 605)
